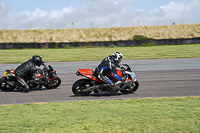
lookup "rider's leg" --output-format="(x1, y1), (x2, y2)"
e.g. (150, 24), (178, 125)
(15, 75), (30, 93)
(97, 74), (115, 93)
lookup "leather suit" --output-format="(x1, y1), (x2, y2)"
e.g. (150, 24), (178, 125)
(14, 59), (37, 91)
(95, 55), (123, 86)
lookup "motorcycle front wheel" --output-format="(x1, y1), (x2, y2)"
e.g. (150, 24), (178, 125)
(72, 79), (92, 96)
(44, 76), (61, 89)
(0, 77), (16, 91)
(120, 80), (139, 94)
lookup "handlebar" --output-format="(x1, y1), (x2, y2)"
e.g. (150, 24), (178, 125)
(41, 62), (49, 71)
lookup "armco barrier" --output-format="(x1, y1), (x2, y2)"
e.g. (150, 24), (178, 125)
(0, 37), (199, 49)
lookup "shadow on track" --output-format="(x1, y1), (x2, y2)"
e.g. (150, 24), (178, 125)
(69, 92), (134, 97)
(0, 87), (59, 93)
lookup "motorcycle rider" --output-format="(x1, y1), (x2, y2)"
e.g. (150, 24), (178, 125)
(94, 52), (126, 93)
(14, 55), (43, 93)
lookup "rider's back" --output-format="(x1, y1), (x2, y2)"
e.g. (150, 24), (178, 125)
(14, 59), (35, 78)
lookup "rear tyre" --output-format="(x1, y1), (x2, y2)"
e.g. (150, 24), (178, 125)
(0, 77), (16, 91)
(120, 80), (139, 94)
(72, 79), (92, 96)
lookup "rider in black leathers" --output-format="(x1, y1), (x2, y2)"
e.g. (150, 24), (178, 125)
(14, 55), (43, 93)
(94, 52), (126, 93)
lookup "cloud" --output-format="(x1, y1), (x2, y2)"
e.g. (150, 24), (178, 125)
(0, 2), (11, 18)
(1, 5), (76, 29)
(157, 0), (200, 23)
(0, 0), (199, 29)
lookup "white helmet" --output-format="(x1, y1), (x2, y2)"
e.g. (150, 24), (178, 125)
(112, 52), (123, 63)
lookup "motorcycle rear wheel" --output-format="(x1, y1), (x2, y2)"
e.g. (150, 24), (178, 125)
(120, 80), (139, 94)
(0, 77), (16, 91)
(72, 79), (92, 96)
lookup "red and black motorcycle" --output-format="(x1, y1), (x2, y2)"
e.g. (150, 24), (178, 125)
(72, 64), (139, 96)
(0, 63), (61, 92)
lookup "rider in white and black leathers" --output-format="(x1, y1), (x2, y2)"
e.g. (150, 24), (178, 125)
(14, 55), (43, 93)
(94, 52), (126, 93)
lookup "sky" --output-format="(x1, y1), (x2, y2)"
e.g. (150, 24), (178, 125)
(0, 0), (199, 29)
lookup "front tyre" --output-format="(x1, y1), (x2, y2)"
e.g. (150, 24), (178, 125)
(44, 76), (61, 89)
(120, 80), (139, 94)
(72, 79), (92, 96)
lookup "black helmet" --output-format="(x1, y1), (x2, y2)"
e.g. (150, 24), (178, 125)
(112, 52), (123, 63)
(32, 55), (42, 66)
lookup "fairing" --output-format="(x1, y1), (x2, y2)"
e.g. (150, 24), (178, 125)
(78, 69), (129, 83)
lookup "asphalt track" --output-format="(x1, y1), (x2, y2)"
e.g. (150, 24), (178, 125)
(0, 58), (200, 105)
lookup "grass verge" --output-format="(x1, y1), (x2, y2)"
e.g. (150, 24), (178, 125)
(0, 44), (200, 64)
(0, 97), (199, 133)
(0, 24), (199, 43)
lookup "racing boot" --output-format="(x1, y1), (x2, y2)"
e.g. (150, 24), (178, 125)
(21, 86), (29, 93)
(22, 89), (29, 93)
(16, 76), (30, 93)
(95, 85), (103, 94)
(102, 83), (115, 92)
(108, 83), (117, 92)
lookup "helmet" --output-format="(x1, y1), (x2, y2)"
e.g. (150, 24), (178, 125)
(112, 52), (123, 63)
(32, 55), (42, 66)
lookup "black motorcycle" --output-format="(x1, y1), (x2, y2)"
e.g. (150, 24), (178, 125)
(0, 63), (61, 92)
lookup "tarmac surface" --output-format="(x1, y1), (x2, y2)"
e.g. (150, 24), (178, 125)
(0, 58), (200, 105)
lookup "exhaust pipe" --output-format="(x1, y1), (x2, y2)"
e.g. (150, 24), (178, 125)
(82, 86), (97, 92)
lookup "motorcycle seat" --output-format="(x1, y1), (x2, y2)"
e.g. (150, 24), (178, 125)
(92, 70), (98, 79)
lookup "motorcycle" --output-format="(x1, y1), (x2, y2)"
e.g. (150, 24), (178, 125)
(72, 64), (139, 96)
(0, 63), (61, 92)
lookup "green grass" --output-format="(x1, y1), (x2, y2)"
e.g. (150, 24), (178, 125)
(0, 97), (199, 133)
(0, 44), (199, 132)
(0, 44), (200, 64)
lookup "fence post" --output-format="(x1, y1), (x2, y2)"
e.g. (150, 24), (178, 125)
(30, 24), (32, 30)
(91, 21), (94, 28)
(50, 23), (53, 29)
